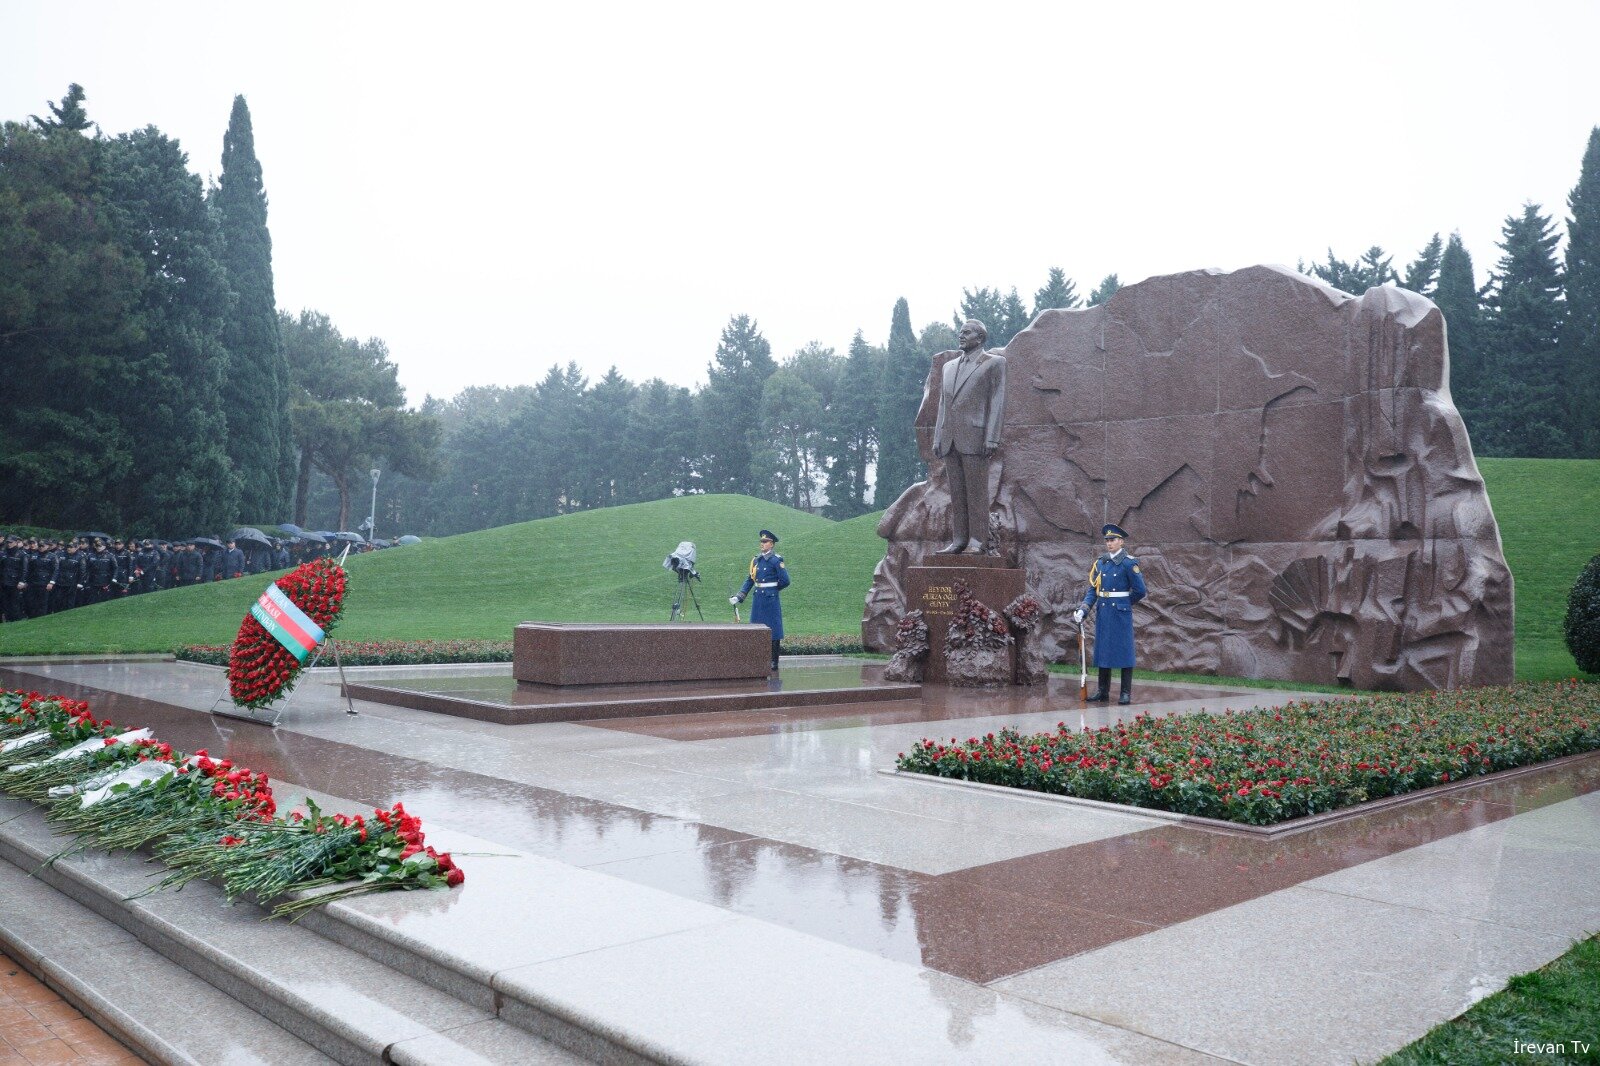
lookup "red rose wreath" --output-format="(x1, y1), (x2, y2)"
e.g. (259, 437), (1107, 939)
(227, 558), (348, 709)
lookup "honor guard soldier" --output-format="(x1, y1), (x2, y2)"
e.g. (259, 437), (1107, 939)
(732, 529), (790, 672)
(1073, 523), (1147, 705)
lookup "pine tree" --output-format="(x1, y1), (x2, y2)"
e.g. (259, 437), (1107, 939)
(1480, 204), (1568, 457)
(1436, 233), (1486, 433)
(215, 94), (292, 517)
(875, 298), (927, 505)
(0, 89), (144, 530)
(1032, 267), (1081, 316)
(1403, 234), (1444, 296)
(1087, 274), (1121, 306)
(1562, 126), (1600, 457)
(100, 128), (240, 534)
(824, 332), (879, 517)
(29, 83), (91, 132)
(698, 314), (776, 496)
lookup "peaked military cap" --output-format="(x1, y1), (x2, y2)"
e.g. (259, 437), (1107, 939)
(758, 529), (779, 543)
(1101, 523), (1128, 539)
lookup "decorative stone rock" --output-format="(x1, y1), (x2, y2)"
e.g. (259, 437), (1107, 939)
(904, 565), (1024, 683)
(883, 609), (930, 683)
(863, 265), (1515, 692)
(944, 644), (1012, 687)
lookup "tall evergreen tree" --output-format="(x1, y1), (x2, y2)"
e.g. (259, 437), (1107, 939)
(1403, 233), (1444, 297)
(1087, 273), (1121, 306)
(697, 314), (776, 496)
(0, 89), (143, 529)
(215, 95), (291, 517)
(953, 287), (1030, 346)
(1032, 267), (1081, 316)
(755, 368), (824, 509)
(875, 298), (927, 505)
(1436, 232), (1486, 431)
(99, 127), (239, 533)
(1562, 126), (1600, 457)
(583, 367), (637, 505)
(29, 83), (90, 132)
(1479, 204), (1568, 457)
(824, 332), (879, 517)
(630, 379), (697, 502)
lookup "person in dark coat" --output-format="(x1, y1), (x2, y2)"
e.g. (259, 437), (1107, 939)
(176, 543), (204, 586)
(1074, 524), (1147, 705)
(223, 540), (245, 579)
(83, 541), (119, 606)
(53, 542), (83, 613)
(732, 529), (790, 672)
(1, 538), (28, 622)
(272, 540), (291, 570)
(24, 541), (58, 617)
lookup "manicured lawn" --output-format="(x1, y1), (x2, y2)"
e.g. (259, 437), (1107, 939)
(3, 459), (1596, 686)
(1379, 935), (1600, 1065)
(1478, 458), (1600, 682)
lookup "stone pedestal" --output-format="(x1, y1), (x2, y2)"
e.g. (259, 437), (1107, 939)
(904, 556), (1025, 683)
(513, 622), (769, 686)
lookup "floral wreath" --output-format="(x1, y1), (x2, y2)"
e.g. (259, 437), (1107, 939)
(227, 558), (348, 709)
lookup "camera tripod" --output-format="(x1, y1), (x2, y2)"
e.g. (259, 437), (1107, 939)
(669, 569), (704, 621)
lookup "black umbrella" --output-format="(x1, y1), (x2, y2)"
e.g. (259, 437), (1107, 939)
(230, 527), (273, 546)
(277, 523), (305, 535)
(76, 531), (114, 541)
(190, 537), (225, 549)
(396, 535), (422, 546)
(291, 530), (328, 544)
(330, 531), (366, 544)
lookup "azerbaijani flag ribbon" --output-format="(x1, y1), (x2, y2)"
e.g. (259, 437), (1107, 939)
(250, 582), (326, 663)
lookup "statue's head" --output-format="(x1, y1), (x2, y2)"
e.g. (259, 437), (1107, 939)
(958, 319), (987, 351)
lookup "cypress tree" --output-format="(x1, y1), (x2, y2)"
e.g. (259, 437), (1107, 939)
(1480, 204), (1568, 457)
(1563, 127), (1600, 457)
(875, 298), (928, 504)
(1436, 233), (1485, 433)
(215, 94), (291, 517)
(824, 331), (878, 517)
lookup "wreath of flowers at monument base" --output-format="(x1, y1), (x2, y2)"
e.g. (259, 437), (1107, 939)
(227, 558), (348, 710)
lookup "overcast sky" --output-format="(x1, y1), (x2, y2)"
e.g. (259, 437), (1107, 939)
(6, 1), (1598, 404)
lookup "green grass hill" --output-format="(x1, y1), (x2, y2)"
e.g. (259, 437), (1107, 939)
(2, 462), (1596, 683)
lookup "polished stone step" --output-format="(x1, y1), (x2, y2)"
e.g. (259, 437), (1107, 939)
(0, 851), (333, 1065)
(0, 798), (589, 1066)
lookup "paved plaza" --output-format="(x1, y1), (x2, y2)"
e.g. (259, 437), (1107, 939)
(0, 656), (1596, 1064)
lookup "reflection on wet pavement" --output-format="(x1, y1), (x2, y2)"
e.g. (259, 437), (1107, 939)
(4, 664), (1597, 986)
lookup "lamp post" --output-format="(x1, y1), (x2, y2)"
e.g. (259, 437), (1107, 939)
(368, 468), (381, 543)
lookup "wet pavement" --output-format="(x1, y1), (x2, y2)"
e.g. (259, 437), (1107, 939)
(3, 657), (1597, 1064)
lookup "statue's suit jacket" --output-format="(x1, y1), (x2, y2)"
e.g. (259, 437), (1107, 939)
(932, 351), (1006, 457)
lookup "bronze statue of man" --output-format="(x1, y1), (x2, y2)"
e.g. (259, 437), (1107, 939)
(932, 319), (1006, 553)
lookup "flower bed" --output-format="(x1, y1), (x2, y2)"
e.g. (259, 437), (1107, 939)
(0, 689), (461, 918)
(894, 681), (1600, 826)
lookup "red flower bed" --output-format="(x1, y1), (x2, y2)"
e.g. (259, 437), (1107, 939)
(227, 558), (347, 709)
(895, 681), (1600, 826)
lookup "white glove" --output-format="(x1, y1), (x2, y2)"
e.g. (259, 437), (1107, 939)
(1072, 608), (1085, 625)
(729, 596), (740, 606)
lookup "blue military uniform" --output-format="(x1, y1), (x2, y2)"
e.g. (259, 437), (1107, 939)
(737, 529), (790, 669)
(1079, 523), (1147, 704)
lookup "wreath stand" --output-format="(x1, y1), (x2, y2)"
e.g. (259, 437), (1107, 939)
(210, 637), (359, 729)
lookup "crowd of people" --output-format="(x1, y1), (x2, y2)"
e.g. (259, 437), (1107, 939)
(0, 531), (363, 623)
